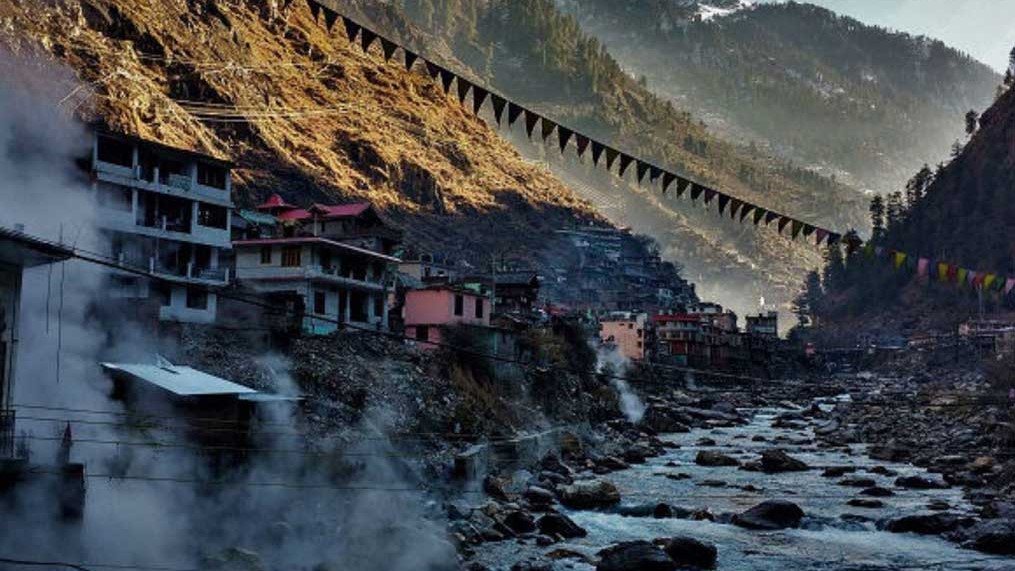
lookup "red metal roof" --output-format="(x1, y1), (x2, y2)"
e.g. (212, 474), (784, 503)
(653, 314), (701, 323)
(276, 202), (372, 221)
(256, 193), (295, 211)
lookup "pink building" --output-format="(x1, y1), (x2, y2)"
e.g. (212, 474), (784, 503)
(403, 286), (490, 348)
(600, 312), (649, 361)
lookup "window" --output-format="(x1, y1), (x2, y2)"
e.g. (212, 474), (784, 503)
(197, 203), (228, 229)
(197, 163), (227, 189)
(628, 323), (634, 329)
(314, 291), (327, 315)
(281, 246), (302, 267)
(475, 298), (484, 319)
(186, 288), (208, 310)
(637, 329), (643, 338)
(454, 294), (464, 317)
(97, 135), (133, 167)
(97, 183), (132, 211)
(259, 246), (272, 265)
(416, 326), (430, 342)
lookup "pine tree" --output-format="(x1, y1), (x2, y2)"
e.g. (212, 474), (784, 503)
(886, 191), (904, 232)
(822, 244), (845, 292)
(792, 271), (823, 327)
(869, 194), (886, 240)
(905, 164), (933, 209)
(965, 110), (979, 136)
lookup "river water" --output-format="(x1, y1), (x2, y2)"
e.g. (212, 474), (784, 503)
(472, 404), (1015, 570)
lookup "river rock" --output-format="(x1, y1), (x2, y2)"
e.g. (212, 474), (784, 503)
(847, 499), (884, 509)
(596, 541), (675, 571)
(838, 477), (877, 488)
(483, 475), (510, 500)
(641, 405), (691, 433)
(759, 449), (810, 473)
(822, 466), (857, 477)
(502, 510), (536, 534)
(962, 520), (1015, 555)
(695, 451), (740, 467)
(861, 486), (894, 497)
(559, 480), (621, 509)
(884, 513), (968, 535)
(536, 513), (587, 539)
(663, 536), (718, 570)
(525, 486), (556, 505)
(597, 456), (630, 472)
(732, 500), (805, 530)
(895, 475), (949, 490)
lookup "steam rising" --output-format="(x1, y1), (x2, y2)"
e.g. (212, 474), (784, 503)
(596, 343), (646, 423)
(0, 52), (456, 571)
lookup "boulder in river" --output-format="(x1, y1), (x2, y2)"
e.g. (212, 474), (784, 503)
(884, 513), (969, 535)
(838, 477), (877, 488)
(559, 479), (621, 509)
(502, 510), (537, 534)
(663, 536), (717, 569)
(895, 475), (949, 490)
(822, 466), (857, 478)
(759, 449), (809, 473)
(536, 512), (587, 539)
(732, 500), (805, 530)
(847, 499), (884, 509)
(596, 541), (676, 571)
(695, 450), (740, 467)
(962, 520), (1015, 555)
(641, 405), (691, 433)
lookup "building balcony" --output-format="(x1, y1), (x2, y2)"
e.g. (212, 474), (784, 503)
(99, 211), (231, 249)
(110, 253), (230, 286)
(95, 162), (233, 208)
(235, 265), (385, 292)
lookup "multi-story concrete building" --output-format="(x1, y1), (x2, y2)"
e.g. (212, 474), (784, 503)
(90, 132), (234, 324)
(600, 312), (649, 361)
(232, 195), (400, 334)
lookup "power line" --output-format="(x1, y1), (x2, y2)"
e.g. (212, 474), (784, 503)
(0, 556), (196, 571)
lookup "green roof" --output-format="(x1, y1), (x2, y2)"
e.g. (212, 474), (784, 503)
(237, 210), (278, 226)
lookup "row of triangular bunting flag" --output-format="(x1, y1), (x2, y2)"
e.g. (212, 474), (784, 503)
(304, 0), (843, 248)
(867, 244), (1015, 296)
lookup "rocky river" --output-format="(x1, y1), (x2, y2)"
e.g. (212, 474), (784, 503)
(454, 392), (1015, 571)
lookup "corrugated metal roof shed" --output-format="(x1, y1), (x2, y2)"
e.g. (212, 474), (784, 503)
(101, 363), (258, 397)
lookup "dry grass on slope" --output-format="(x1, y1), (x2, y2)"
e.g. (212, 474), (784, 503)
(0, 0), (598, 226)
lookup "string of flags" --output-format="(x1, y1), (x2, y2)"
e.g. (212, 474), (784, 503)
(302, 0), (844, 248)
(867, 243), (1015, 297)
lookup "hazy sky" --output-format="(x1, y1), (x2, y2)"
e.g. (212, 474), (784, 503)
(760, 0), (1015, 71)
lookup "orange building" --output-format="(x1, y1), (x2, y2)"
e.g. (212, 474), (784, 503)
(600, 312), (649, 361)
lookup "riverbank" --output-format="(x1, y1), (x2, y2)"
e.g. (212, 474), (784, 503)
(450, 376), (1015, 570)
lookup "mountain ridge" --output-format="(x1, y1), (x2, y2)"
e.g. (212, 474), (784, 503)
(556, 0), (1000, 194)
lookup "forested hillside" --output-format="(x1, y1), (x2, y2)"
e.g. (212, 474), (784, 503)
(381, 0), (868, 318)
(556, 0), (1000, 193)
(800, 75), (1015, 340)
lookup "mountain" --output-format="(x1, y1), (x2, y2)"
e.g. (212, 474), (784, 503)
(555, 0), (1000, 194)
(0, 0), (604, 273)
(806, 81), (1015, 339)
(757, 0), (1015, 72)
(381, 0), (868, 319)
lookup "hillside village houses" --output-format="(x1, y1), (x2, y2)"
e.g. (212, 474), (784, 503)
(231, 194), (401, 334)
(78, 131), (782, 373)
